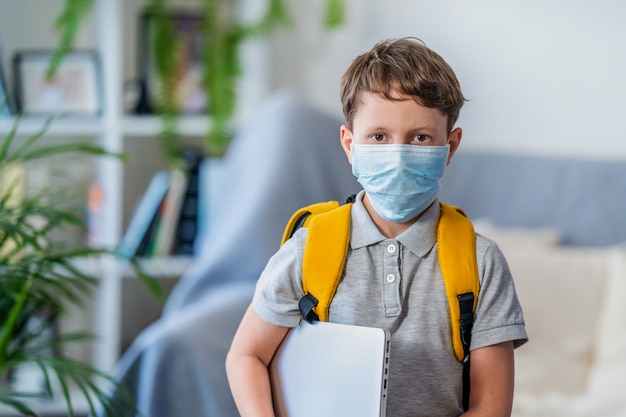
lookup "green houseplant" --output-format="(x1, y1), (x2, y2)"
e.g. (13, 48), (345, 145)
(0, 118), (158, 416)
(49, 0), (346, 166)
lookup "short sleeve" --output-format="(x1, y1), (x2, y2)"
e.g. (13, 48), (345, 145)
(252, 228), (308, 328)
(471, 235), (529, 350)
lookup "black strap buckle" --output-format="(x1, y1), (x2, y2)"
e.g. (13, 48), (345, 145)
(299, 293), (320, 322)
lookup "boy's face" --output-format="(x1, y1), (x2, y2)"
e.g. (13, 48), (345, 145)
(340, 91), (462, 165)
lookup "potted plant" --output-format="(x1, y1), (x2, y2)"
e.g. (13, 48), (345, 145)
(48, 0), (347, 166)
(0, 118), (159, 416)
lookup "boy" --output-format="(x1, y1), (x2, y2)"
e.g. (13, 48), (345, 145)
(226, 37), (528, 416)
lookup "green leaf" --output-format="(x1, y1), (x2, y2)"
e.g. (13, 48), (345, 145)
(5, 116), (56, 162)
(325, 0), (346, 29)
(48, 0), (95, 78)
(11, 143), (121, 164)
(0, 395), (36, 416)
(128, 259), (166, 303)
(0, 115), (21, 162)
(0, 278), (32, 365)
(53, 367), (74, 417)
(71, 375), (98, 417)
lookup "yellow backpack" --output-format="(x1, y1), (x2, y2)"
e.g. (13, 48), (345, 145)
(281, 198), (480, 411)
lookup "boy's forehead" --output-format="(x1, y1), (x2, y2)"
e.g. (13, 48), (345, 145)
(352, 91), (448, 128)
(356, 89), (410, 105)
(353, 90), (428, 117)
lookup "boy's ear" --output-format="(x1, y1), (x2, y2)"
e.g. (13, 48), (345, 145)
(340, 124), (354, 164)
(446, 127), (462, 165)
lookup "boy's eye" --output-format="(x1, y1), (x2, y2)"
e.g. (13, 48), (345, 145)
(370, 134), (386, 142)
(412, 134), (431, 143)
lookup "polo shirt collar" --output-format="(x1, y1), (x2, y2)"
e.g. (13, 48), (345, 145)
(350, 190), (440, 257)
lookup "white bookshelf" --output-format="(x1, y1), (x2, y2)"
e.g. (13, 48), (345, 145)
(0, 116), (103, 137)
(70, 255), (195, 279)
(0, 115), (211, 138)
(1, 1), (197, 415)
(0, 0), (268, 414)
(122, 115), (211, 137)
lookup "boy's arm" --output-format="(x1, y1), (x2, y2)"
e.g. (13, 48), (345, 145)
(226, 304), (290, 417)
(462, 341), (515, 417)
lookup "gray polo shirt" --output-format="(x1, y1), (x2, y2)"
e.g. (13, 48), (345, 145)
(253, 191), (528, 416)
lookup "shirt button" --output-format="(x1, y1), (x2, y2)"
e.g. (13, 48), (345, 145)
(386, 274), (396, 283)
(387, 244), (396, 254)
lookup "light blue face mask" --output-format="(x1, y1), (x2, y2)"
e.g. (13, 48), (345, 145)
(350, 143), (450, 223)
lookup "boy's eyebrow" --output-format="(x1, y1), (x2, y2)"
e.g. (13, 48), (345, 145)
(362, 125), (390, 132)
(362, 125), (440, 135)
(406, 126), (440, 136)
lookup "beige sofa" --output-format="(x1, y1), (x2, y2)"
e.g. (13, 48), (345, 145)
(474, 223), (626, 416)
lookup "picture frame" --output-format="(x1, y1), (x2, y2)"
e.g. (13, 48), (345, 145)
(138, 10), (206, 115)
(0, 61), (13, 116)
(13, 50), (101, 116)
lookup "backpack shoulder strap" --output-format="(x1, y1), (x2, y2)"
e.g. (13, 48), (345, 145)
(438, 202), (479, 361)
(282, 201), (352, 322)
(302, 202), (352, 322)
(438, 202), (479, 412)
(281, 201), (341, 246)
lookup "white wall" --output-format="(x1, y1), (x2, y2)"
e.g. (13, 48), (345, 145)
(269, 0), (626, 160)
(3, 0), (625, 160)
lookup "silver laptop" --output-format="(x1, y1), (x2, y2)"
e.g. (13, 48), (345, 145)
(269, 320), (390, 417)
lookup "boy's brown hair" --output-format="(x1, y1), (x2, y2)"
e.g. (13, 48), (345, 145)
(340, 37), (466, 131)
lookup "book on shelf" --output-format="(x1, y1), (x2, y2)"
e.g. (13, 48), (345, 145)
(195, 156), (227, 252)
(149, 169), (188, 257)
(120, 149), (208, 259)
(134, 196), (165, 258)
(174, 149), (203, 256)
(117, 170), (170, 260)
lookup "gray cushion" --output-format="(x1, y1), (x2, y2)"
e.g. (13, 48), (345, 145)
(440, 151), (626, 246)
